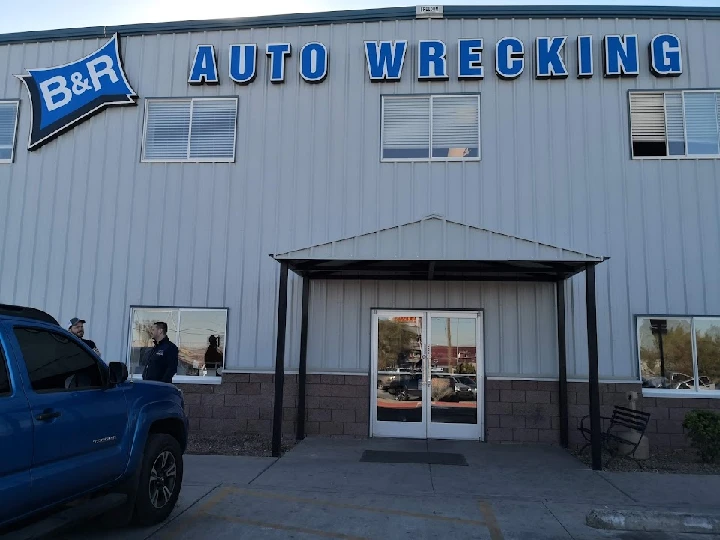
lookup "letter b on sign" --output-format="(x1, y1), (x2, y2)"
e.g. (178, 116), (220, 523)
(39, 76), (72, 111)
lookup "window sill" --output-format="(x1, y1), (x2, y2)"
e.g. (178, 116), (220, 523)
(381, 158), (482, 163)
(130, 374), (222, 385)
(641, 388), (720, 399)
(631, 155), (720, 160)
(141, 158), (236, 164)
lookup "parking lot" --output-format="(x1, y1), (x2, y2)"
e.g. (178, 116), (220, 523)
(44, 438), (720, 540)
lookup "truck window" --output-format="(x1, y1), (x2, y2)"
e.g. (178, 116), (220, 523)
(13, 328), (103, 392)
(0, 346), (10, 396)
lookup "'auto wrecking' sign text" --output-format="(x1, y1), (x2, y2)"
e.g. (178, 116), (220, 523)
(187, 33), (683, 85)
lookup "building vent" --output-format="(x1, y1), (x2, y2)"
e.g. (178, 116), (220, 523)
(416, 5), (443, 18)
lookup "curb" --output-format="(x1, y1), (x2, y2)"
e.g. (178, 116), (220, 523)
(587, 508), (720, 535)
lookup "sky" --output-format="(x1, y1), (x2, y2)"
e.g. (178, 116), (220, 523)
(2, 0), (720, 34)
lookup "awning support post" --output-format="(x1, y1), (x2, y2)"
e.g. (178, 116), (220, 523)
(272, 261), (289, 458)
(296, 277), (310, 441)
(586, 263), (602, 471)
(556, 279), (569, 449)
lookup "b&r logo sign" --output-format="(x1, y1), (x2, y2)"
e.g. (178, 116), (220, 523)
(17, 34), (137, 151)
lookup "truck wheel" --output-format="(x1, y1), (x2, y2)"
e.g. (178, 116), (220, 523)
(131, 434), (184, 526)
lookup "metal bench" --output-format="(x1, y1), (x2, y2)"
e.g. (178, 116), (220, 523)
(578, 405), (651, 467)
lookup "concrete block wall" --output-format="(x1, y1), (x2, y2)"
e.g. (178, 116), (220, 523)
(304, 375), (369, 437)
(485, 380), (561, 444)
(178, 374), (298, 437)
(178, 375), (720, 449)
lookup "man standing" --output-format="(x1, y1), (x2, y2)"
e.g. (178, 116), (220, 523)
(69, 317), (101, 357)
(142, 322), (179, 383)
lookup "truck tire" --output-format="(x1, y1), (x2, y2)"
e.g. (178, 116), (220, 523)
(131, 434), (184, 526)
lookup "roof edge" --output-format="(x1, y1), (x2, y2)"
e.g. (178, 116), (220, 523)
(272, 215), (609, 262)
(2, 5), (720, 45)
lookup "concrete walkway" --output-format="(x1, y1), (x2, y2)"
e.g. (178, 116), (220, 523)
(49, 438), (720, 540)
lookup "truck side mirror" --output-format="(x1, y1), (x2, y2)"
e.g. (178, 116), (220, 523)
(108, 362), (128, 385)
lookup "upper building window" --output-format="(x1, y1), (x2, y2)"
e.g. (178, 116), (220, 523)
(381, 95), (480, 162)
(142, 98), (238, 163)
(629, 90), (720, 159)
(0, 101), (19, 164)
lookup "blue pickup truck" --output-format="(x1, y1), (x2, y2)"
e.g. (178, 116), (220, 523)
(0, 304), (189, 530)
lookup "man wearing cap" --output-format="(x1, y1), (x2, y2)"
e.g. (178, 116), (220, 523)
(69, 317), (101, 357)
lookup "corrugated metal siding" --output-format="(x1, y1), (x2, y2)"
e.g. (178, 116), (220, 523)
(1, 18), (719, 378)
(300, 280), (558, 377)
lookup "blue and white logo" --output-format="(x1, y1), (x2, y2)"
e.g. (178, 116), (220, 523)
(17, 34), (137, 151)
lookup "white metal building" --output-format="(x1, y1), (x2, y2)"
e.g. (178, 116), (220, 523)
(1, 4), (719, 466)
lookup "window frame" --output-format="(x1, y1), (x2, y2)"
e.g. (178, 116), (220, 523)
(0, 100), (20, 164)
(140, 96), (239, 164)
(635, 314), (720, 398)
(13, 326), (108, 394)
(0, 339), (12, 397)
(126, 306), (229, 385)
(629, 89), (720, 160)
(380, 93), (481, 163)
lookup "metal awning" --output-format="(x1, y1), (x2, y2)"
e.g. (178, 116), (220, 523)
(268, 215), (608, 471)
(272, 214), (606, 281)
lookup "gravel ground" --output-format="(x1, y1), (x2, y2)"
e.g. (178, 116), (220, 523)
(571, 447), (720, 474)
(186, 431), (296, 457)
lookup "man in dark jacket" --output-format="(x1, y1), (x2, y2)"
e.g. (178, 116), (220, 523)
(142, 322), (179, 383)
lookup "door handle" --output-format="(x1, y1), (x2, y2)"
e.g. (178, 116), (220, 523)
(36, 410), (61, 421)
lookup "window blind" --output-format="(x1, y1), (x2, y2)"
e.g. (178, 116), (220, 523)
(0, 101), (19, 162)
(382, 96), (430, 153)
(143, 98), (237, 162)
(431, 96), (479, 157)
(381, 94), (480, 161)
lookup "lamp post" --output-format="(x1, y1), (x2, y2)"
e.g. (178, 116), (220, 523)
(650, 319), (668, 380)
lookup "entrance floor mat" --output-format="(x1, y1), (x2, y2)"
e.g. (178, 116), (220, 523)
(359, 450), (468, 466)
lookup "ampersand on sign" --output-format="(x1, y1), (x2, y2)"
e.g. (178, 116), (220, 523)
(70, 72), (92, 95)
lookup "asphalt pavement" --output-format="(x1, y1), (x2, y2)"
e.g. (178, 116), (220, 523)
(46, 438), (720, 540)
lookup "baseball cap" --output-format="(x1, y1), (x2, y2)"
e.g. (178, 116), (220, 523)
(69, 317), (86, 327)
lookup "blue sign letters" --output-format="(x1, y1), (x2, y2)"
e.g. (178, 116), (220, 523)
(418, 40), (448, 80)
(535, 37), (569, 79)
(577, 35), (594, 78)
(266, 43), (292, 83)
(458, 39), (484, 79)
(17, 33), (136, 151)
(300, 42), (329, 83)
(184, 33), (684, 85)
(229, 44), (258, 84)
(364, 41), (408, 81)
(604, 35), (640, 77)
(650, 33), (682, 77)
(496, 37), (525, 79)
(188, 45), (219, 84)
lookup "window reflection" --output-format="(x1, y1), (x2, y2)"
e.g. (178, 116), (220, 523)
(695, 319), (720, 391)
(430, 317), (477, 425)
(130, 308), (227, 378)
(376, 316), (423, 423)
(638, 318), (693, 390)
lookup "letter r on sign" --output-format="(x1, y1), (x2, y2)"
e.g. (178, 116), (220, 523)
(86, 55), (119, 91)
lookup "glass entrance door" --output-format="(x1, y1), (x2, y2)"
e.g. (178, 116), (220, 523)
(371, 310), (483, 440)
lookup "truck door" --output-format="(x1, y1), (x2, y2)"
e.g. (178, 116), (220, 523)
(0, 329), (34, 525)
(10, 325), (129, 507)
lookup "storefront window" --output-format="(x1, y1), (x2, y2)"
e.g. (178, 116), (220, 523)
(128, 307), (228, 380)
(694, 318), (720, 392)
(637, 316), (720, 393)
